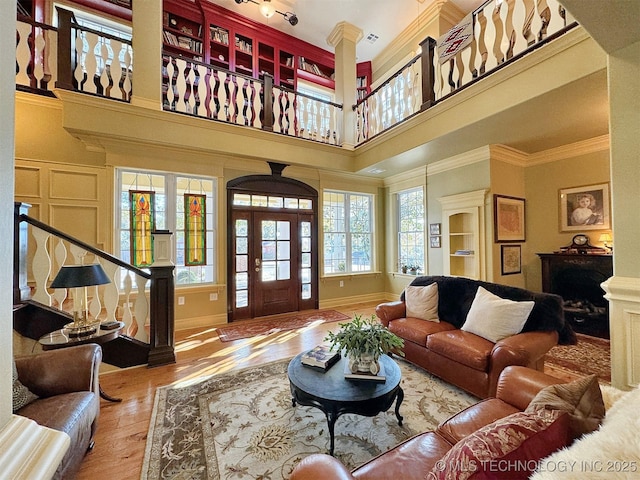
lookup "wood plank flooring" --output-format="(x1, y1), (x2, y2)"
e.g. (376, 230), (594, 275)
(76, 302), (578, 478)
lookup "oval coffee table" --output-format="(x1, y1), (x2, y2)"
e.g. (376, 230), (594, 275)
(288, 352), (404, 456)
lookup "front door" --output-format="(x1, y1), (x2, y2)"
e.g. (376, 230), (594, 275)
(228, 185), (317, 320)
(252, 212), (299, 316)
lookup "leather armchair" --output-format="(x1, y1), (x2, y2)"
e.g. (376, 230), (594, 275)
(291, 366), (564, 480)
(14, 344), (102, 480)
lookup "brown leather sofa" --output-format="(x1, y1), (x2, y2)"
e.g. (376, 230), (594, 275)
(290, 366), (565, 480)
(14, 344), (102, 479)
(375, 276), (576, 398)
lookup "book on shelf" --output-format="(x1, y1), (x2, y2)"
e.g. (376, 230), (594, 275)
(344, 359), (386, 383)
(301, 345), (340, 371)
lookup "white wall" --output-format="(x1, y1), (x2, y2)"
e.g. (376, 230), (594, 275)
(1, 6), (16, 427)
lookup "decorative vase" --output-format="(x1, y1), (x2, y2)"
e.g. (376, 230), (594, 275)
(348, 353), (380, 375)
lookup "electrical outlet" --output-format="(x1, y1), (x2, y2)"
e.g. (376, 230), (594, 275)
(178, 296), (185, 305)
(209, 292), (218, 301)
(339, 281), (344, 287)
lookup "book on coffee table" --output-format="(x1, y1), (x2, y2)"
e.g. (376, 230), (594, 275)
(344, 360), (386, 383)
(301, 345), (341, 371)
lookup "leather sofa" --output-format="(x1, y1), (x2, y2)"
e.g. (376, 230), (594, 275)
(290, 366), (565, 480)
(375, 276), (576, 398)
(14, 344), (102, 479)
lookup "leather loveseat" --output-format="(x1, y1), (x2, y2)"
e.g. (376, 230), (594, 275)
(376, 276), (576, 398)
(290, 366), (566, 480)
(14, 344), (102, 479)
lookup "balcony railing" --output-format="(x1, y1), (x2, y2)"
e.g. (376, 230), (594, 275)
(15, 0), (576, 145)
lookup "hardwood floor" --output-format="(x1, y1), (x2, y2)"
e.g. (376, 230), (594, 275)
(76, 301), (579, 478)
(76, 303), (378, 479)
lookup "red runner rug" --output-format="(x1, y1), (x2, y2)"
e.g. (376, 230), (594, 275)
(545, 333), (611, 383)
(216, 309), (351, 342)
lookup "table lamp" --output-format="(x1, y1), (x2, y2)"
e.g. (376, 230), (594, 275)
(50, 264), (110, 336)
(598, 233), (613, 253)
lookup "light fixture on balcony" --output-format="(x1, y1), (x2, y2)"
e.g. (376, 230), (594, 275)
(234, 0), (299, 26)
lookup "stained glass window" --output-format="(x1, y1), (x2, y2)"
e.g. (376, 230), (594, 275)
(184, 194), (206, 266)
(130, 190), (155, 267)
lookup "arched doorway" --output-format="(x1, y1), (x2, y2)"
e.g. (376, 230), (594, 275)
(227, 163), (319, 320)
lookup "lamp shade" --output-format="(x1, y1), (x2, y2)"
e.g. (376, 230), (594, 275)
(260, 0), (276, 18)
(599, 233), (612, 243)
(50, 264), (110, 288)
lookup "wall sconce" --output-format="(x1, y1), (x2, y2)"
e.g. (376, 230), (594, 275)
(598, 233), (613, 253)
(50, 264), (110, 336)
(234, 0), (299, 26)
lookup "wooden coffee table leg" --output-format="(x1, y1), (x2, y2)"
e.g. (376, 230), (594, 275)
(325, 410), (338, 456)
(394, 387), (404, 426)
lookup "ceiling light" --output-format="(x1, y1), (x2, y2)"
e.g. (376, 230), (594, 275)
(235, 0), (299, 26)
(259, 0), (276, 18)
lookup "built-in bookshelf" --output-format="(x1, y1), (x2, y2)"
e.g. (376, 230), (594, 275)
(162, 10), (203, 62)
(162, 0), (343, 90)
(357, 61), (372, 100)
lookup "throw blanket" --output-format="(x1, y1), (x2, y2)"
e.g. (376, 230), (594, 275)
(402, 276), (576, 345)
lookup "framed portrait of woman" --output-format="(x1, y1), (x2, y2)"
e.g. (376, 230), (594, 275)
(559, 183), (610, 232)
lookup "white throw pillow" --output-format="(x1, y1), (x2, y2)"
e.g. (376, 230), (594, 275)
(461, 286), (534, 342)
(404, 283), (439, 322)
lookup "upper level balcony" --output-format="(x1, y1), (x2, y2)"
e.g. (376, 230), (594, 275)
(15, 0), (608, 177)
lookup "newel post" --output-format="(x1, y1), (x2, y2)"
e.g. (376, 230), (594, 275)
(262, 73), (274, 132)
(13, 202), (31, 305)
(420, 37), (437, 111)
(54, 7), (75, 91)
(148, 230), (176, 367)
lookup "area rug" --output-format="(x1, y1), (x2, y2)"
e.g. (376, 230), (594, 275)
(545, 333), (611, 383)
(141, 357), (477, 479)
(216, 310), (351, 342)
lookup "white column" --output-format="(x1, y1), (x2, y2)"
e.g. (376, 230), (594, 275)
(131, 0), (163, 109)
(327, 22), (363, 150)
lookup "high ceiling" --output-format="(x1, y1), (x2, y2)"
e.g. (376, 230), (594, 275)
(204, 0), (485, 62)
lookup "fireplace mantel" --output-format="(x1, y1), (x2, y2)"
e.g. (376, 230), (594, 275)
(538, 252), (613, 338)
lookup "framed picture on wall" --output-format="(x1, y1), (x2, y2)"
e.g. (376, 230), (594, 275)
(429, 223), (441, 235)
(501, 245), (521, 275)
(494, 195), (526, 243)
(559, 183), (610, 232)
(430, 236), (441, 248)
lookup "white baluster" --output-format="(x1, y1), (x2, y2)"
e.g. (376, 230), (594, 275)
(216, 71), (229, 121)
(491, 2), (505, 65)
(511, 0), (528, 56)
(474, 9), (488, 77)
(69, 244), (87, 265)
(460, 43), (474, 86)
(539, 0), (562, 40)
(46, 29), (57, 88)
(165, 58), (176, 109)
(119, 44), (133, 101)
(122, 272), (134, 335)
(185, 61), (196, 114)
(84, 32), (100, 95)
(529, 0), (543, 45)
(175, 57), (188, 113)
(51, 239), (68, 309)
(31, 229), (52, 305)
(16, 23), (32, 87)
(226, 76), (238, 122)
(235, 76), (247, 125)
(195, 63), (206, 117)
(88, 285), (102, 320)
(253, 81), (263, 128)
(134, 274), (149, 342)
(33, 28), (48, 89)
(100, 260), (120, 323)
(74, 30), (87, 91)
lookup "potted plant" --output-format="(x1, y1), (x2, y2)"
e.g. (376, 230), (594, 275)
(325, 314), (404, 375)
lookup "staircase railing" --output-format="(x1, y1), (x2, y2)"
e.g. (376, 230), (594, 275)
(13, 202), (175, 368)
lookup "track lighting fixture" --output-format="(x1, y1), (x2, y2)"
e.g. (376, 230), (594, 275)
(234, 0), (299, 26)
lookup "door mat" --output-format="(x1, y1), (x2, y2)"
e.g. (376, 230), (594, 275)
(216, 309), (351, 342)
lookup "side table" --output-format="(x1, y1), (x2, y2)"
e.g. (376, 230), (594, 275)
(39, 321), (126, 402)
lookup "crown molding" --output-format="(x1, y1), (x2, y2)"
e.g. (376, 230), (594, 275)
(427, 145), (491, 175)
(327, 21), (363, 47)
(527, 134), (610, 165)
(384, 165), (427, 191)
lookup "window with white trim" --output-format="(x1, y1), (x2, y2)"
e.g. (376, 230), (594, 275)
(398, 187), (425, 272)
(116, 169), (217, 285)
(323, 190), (373, 274)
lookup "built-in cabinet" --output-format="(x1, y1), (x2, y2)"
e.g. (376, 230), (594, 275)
(162, 0), (350, 91)
(439, 189), (488, 280)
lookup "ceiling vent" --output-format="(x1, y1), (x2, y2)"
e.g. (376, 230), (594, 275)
(365, 33), (379, 44)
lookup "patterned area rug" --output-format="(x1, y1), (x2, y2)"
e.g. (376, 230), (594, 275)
(141, 357), (476, 479)
(545, 333), (611, 383)
(216, 310), (351, 342)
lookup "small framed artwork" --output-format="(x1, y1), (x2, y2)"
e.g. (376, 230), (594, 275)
(429, 223), (441, 235)
(501, 245), (521, 275)
(430, 236), (441, 248)
(494, 195), (526, 243)
(559, 182), (610, 232)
